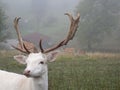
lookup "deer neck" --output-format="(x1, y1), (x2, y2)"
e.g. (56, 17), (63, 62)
(31, 67), (48, 90)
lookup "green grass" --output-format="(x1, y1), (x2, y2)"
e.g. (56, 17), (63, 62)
(0, 54), (120, 90)
(48, 56), (120, 90)
(0, 56), (25, 73)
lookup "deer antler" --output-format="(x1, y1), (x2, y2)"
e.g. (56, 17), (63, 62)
(39, 13), (80, 53)
(14, 17), (23, 49)
(13, 13), (80, 54)
(12, 17), (37, 54)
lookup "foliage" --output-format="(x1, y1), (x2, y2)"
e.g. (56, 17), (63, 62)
(0, 53), (120, 90)
(0, 2), (9, 42)
(76, 0), (120, 50)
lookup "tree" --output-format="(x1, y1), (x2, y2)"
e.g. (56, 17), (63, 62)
(0, 4), (8, 42)
(76, 0), (120, 50)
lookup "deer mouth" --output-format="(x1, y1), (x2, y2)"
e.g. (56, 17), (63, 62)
(34, 76), (41, 78)
(24, 74), (40, 78)
(24, 73), (41, 78)
(24, 73), (30, 77)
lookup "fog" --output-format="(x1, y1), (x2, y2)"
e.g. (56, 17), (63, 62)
(0, 0), (80, 49)
(1, 0), (120, 52)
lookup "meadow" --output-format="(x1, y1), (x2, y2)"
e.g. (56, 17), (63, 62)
(0, 51), (120, 90)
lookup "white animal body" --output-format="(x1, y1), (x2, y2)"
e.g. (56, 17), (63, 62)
(0, 52), (58, 90)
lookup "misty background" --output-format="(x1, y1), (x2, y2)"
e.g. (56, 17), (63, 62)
(0, 0), (120, 52)
(2, 0), (79, 36)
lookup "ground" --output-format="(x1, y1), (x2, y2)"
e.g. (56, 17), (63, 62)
(0, 51), (120, 90)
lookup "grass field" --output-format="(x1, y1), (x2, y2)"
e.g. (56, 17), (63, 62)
(0, 52), (120, 90)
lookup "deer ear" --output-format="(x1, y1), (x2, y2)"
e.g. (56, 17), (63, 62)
(46, 51), (59, 62)
(14, 55), (27, 64)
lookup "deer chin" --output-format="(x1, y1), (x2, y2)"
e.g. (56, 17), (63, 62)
(30, 72), (45, 78)
(24, 74), (41, 78)
(34, 76), (41, 78)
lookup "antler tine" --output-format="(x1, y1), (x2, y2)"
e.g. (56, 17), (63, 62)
(41, 40), (65, 53)
(39, 39), (44, 53)
(13, 17), (36, 54)
(12, 45), (29, 54)
(12, 42), (37, 54)
(23, 43), (31, 54)
(64, 13), (74, 23)
(70, 13), (80, 40)
(63, 13), (80, 45)
(39, 13), (80, 53)
(14, 17), (23, 49)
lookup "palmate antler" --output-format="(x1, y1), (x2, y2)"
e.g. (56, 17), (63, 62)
(13, 13), (80, 54)
(39, 13), (80, 53)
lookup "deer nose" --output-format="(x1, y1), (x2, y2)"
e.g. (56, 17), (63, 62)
(23, 70), (31, 77)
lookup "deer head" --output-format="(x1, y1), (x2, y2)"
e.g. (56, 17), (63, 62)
(12, 13), (80, 78)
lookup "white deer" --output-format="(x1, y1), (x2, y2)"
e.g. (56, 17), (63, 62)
(0, 13), (80, 90)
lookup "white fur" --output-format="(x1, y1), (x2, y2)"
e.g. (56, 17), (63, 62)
(0, 51), (58, 90)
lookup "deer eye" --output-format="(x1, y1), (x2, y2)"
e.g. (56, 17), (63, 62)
(39, 61), (44, 64)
